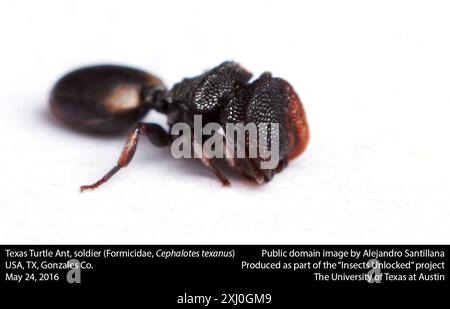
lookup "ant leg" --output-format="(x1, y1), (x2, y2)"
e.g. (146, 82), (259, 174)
(220, 136), (257, 182)
(208, 162), (231, 187)
(217, 133), (265, 184)
(80, 122), (170, 192)
(192, 137), (230, 187)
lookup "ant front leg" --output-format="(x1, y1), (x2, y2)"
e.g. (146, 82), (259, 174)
(80, 122), (170, 192)
(192, 137), (230, 187)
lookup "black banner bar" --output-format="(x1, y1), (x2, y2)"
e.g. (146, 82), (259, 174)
(1, 245), (448, 301)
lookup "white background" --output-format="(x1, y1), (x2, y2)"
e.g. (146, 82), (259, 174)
(0, 0), (449, 243)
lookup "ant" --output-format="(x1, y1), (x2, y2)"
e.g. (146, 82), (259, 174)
(49, 62), (309, 191)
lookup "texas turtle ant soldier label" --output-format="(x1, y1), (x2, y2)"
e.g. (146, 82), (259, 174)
(1, 246), (449, 299)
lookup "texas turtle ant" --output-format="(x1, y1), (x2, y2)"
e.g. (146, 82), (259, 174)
(49, 62), (309, 191)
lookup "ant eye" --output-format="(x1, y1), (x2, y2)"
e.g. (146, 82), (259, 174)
(50, 65), (165, 134)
